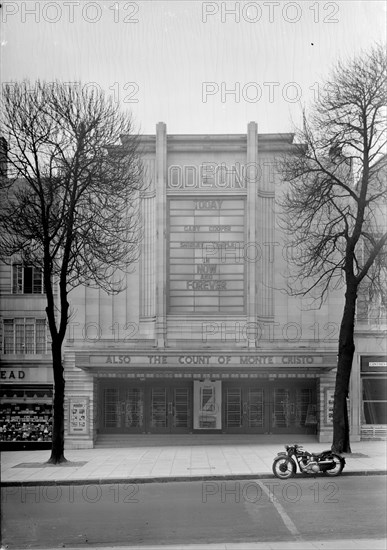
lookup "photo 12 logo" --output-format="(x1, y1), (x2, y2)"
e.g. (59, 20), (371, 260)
(202, 81), (303, 104)
(201, 480), (339, 504)
(1, 81), (140, 106)
(67, 321), (139, 342)
(201, 320), (339, 343)
(1, 483), (140, 504)
(1, 2), (140, 24)
(201, 2), (339, 24)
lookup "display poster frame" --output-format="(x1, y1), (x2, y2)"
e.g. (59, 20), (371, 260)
(69, 397), (89, 435)
(193, 380), (222, 430)
(325, 389), (335, 425)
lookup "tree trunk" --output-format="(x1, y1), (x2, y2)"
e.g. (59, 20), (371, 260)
(331, 283), (357, 453)
(47, 341), (67, 464)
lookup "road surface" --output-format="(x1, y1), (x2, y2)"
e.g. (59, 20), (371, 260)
(1, 475), (386, 547)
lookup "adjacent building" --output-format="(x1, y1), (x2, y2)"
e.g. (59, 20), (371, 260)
(0, 263), (53, 448)
(351, 154), (387, 441)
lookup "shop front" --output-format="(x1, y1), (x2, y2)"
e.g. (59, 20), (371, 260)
(360, 355), (387, 439)
(0, 364), (53, 450)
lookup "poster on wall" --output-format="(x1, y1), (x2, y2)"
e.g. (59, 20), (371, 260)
(193, 380), (222, 430)
(325, 389), (335, 424)
(69, 397), (89, 435)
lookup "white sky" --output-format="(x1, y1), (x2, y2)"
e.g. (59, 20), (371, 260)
(1, 0), (386, 135)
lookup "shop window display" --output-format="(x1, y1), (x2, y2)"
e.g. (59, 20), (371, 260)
(0, 386), (53, 448)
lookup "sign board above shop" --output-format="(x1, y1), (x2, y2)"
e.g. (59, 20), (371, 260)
(81, 353), (333, 368)
(0, 367), (53, 383)
(361, 356), (387, 373)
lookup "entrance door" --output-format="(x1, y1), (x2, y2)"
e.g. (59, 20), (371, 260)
(147, 384), (192, 433)
(100, 381), (192, 434)
(223, 381), (317, 434)
(102, 385), (145, 433)
(223, 385), (266, 433)
(271, 384), (317, 434)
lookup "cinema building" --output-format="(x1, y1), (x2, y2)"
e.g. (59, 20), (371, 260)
(60, 122), (334, 448)
(3, 125), (384, 449)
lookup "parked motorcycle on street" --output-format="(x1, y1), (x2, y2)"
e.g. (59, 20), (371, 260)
(272, 443), (345, 479)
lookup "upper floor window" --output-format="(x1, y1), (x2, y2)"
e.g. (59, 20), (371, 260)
(12, 264), (44, 294)
(2, 318), (47, 354)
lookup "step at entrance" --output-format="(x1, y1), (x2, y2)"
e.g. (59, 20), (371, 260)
(95, 433), (318, 448)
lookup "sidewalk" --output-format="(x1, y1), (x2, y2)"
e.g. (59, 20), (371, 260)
(26, 540), (387, 550)
(1, 435), (386, 486)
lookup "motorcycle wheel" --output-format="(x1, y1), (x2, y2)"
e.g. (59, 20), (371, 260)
(325, 454), (345, 476)
(272, 457), (296, 479)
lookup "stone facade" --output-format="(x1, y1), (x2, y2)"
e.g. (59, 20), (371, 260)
(63, 122), (346, 448)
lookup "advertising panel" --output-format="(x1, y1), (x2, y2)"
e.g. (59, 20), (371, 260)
(168, 197), (245, 314)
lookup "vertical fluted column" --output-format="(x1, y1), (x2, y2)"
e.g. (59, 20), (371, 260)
(256, 149), (276, 322)
(155, 122), (167, 347)
(140, 158), (156, 318)
(261, 192), (274, 318)
(247, 122), (258, 348)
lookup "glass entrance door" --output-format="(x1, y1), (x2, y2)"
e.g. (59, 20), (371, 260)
(271, 384), (317, 434)
(124, 388), (144, 430)
(102, 385), (144, 433)
(223, 381), (317, 434)
(147, 384), (192, 433)
(223, 385), (266, 433)
(100, 381), (192, 434)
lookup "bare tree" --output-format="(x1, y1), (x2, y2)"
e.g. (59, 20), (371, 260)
(279, 45), (387, 453)
(0, 81), (145, 463)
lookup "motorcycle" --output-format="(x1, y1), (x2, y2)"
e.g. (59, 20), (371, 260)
(272, 443), (345, 479)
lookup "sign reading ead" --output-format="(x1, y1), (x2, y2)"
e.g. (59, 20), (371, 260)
(1, 370), (26, 379)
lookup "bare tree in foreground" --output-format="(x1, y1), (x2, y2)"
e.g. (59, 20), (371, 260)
(0, 81), (144, 463)
(279, 44), (387, 453)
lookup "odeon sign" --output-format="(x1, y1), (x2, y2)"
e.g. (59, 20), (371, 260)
(167, 163), (257, 189)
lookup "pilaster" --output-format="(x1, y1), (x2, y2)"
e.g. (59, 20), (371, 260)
(155, 122), (167, 347)
(246, 122), (258, 347)
(140, 158), (156, 321)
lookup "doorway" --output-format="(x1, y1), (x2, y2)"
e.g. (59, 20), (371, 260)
(222, 380), (317, 434)
(100, 380), (192, 434)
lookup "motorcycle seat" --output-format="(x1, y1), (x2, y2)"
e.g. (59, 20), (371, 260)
(312, 450), (333, 458)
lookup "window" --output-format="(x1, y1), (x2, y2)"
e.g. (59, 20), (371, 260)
(3, 319), (47, 354)
(12, 265), (44, 294)
(362, 377), (387, 424)
(361, 357), (387, 425)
